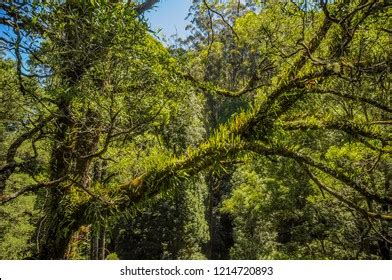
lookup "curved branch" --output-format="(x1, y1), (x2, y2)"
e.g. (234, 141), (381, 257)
(245, 142), (392, 205)
(0, 115), (54, 194)
(183, 72), (270, 97)
(0, 176), (67, 205)
(281, 118), (391, 143)
(303, 166), (392, 221)
(313, 88), (392, 113)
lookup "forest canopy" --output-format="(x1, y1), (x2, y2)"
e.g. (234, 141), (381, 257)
(0, 0), (391, 260)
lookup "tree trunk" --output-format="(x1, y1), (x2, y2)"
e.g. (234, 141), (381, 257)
(379, 164), (391, 260)
(37, 99), (75, 259)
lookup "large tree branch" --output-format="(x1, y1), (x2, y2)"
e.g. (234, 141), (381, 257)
(115, 2), (389, 211)
(118, 142), (244, 206)
(114, 138), (392, 218)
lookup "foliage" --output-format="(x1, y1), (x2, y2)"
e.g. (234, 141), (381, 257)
(0, 0), (391, 260)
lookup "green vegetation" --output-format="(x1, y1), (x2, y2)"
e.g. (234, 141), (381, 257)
(0, 0), (391, 260)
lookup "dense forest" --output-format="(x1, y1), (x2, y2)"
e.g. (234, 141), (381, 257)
(0, 0), (391, 260)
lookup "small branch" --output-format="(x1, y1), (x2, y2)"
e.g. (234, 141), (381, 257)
(313, 88), (392, 113)
(134, 0), (160, 14)
(303, 166), (392, 221)
(69, 179), (113, 206)
(320, 1), (339, 24)
(206, 3), (215, 56)
(245, 142), (392, 205)
(0, 176), (67, 205)
(281, 118), (390, 142)
(202, 0), (239, 41)
(380, 28), (392, 34)
(370, 120), (392, 125)
(339, 1), (377, 24)
(183, 72), (271, 97)
(0, 115), (54, 194)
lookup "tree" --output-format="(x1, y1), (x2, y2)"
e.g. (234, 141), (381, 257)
(0, 0), (391, 259)
(1, 0), (186, 259)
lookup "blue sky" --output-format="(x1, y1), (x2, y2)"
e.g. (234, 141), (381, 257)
(145, 0), (193, 42)
(0, 0), (193, 58)
(0, 1), (193, 40)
